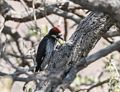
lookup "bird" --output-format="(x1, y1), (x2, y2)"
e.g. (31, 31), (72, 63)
(35, 27), (62, 72)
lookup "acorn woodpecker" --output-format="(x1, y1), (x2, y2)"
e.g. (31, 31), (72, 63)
(35, 27), (62, 72)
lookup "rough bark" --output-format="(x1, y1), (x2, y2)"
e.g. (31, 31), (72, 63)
(69, 0), (120, 23)
(36, 12), (113, 92)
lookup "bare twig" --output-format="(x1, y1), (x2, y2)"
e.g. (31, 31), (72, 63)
(7, 52), (33, 59)
(84, 40), (120, 65)
(0, 15), (5, 33)
(5, 4), (81, 23)
(14, 0), (41, 8)
(70, 0), (120, 23)
(20, 0), (29, 10)
(87, 79), (110, 92)
(43, 0), (55, 27)
(105, 31), (120, 37)
(63, 18), (68, 41)
(32, 0), (38, 28)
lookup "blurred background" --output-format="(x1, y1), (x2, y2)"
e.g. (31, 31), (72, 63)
(0, 0), (120, 92)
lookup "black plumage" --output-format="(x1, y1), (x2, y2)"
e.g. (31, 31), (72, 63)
(35, 27), (61, 72)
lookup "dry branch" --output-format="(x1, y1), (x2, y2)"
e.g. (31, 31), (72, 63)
(5, 3), (81, 23)
(82, 40), (120, 66)
(70, 0), (120, 23)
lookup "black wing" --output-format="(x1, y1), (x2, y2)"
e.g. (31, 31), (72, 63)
(35, 36), (48, 72)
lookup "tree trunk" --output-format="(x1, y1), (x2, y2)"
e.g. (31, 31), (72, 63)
(36, 12), (113, 92)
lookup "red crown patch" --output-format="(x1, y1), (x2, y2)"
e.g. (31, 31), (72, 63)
(51, 27), (61, 33)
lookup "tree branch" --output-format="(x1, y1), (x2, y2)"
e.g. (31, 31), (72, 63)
(84, 40), (120, 65)
(5, 4), (81, 23)
(105, 31), (120, 37)
(0, 14), (4, 33)
(14, 0), (41, 8)
(87, 79), (110, 92)
(7, 52), (33, 59)
(69, 0), (120, 23)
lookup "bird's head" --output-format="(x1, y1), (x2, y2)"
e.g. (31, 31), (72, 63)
(48, 27), (63, 40)
(48, 27), (61, 35)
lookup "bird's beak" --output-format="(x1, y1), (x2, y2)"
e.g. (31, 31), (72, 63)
(57, 34), (64, 40)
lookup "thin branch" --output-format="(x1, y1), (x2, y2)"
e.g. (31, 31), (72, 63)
(32, 0), (38, 28)
(5, 4), (81, 23)
(104, 31), (120, 37)
(1, 50), (33, 75)
(64, 18), (68, 41)
(45, 5), (81, 23)
(0, 0), (13, 16)
(63, 2), (69, 41)
(2, 25), (31, 41)
(0, 14), (5, 33)
(14, 0), (41, 8)
(45, 16), (55, 27)
(20, 0), (29, 10)
(84, 40), (120, 65)
(7, 52), (33, 59)
(70, 0), (120, 23)
(87, 79), (110, 92)
(2, 26), (21, 40)
(43, 1), (55, 27)
(0, 71), (46, 82)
